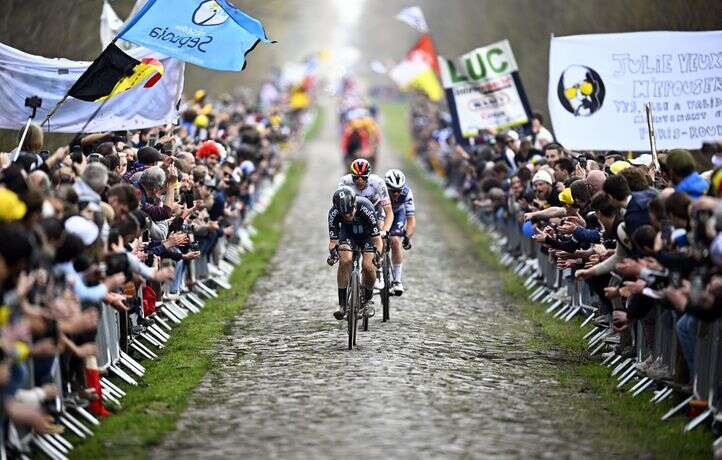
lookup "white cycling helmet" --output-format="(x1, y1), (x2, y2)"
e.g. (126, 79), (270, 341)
(384, 169), (406, 190)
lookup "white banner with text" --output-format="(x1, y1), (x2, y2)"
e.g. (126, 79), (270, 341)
(548, 30), (722, 150)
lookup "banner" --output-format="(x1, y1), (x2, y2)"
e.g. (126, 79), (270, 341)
(118, 0), (272, 71)
(0, 41), (184, 133)
(440, 39), (531, 139)
(548, 30), (722, 150)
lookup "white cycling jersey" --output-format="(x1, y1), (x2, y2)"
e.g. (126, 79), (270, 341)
(337, 174), (391, 209)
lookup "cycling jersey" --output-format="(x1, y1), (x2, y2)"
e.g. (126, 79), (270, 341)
(328, 196), (380, 250)
(389, 185), (415, 236)
(389, 185), (415, 216)
(337, 174), (390, 209)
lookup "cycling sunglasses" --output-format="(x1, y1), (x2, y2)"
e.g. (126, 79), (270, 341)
(352, 174), (369, 181)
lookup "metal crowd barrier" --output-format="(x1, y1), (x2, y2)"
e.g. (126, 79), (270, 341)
(454, 196), (722, 447)
(2, 176), (285, 459)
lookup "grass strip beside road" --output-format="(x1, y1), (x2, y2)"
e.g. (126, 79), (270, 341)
(380, 101), (713, 459)
(71, 160), (306, 460)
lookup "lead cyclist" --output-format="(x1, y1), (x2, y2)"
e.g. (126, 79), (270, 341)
(327, 187), (383, 320)
(338, 158), (393, 288)
(384, 169), (416, 295)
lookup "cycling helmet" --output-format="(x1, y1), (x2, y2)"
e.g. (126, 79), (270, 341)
(384, 169), (406, 190)
(350, 158), (371, 177)
(333, 186), (356, 214)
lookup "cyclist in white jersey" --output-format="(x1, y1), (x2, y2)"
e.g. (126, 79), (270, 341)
(338, 159), (393, 289)
(384, 169), (416, 295)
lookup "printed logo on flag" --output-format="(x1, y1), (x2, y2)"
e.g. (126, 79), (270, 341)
(118, 0), (272, 71)
(556, 65), (606, 117)
(192, 1), (229, 26)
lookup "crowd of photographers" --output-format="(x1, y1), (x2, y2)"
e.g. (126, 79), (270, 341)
(410, 93), (722, 400)
(0, 87), (294, 437)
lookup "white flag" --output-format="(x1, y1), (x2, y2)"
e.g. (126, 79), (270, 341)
(100, 0), (146, 51)
(395, 6), (429, 33)
(100, 1), (124, 49)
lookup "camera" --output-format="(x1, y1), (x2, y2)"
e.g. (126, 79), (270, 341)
(25, 96), (42, 110)
(180, 223), (199, 253)
(69, 145), (84, 164)
(180, 189), (195, 209)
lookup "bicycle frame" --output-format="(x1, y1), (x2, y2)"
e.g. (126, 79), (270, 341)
(344, 246), (363, 350)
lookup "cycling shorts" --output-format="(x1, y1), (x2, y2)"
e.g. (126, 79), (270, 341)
(389, 208), (407, 236)
(338, 227), (376, 252)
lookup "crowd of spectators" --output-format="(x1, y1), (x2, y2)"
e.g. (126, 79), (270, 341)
(0, 85), (297, 443)
(408, 92), (722, 435)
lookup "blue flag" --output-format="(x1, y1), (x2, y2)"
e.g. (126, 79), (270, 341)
(118, 0), (272, 71)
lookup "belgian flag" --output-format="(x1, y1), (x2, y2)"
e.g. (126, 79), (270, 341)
(69, 43), (164, 102)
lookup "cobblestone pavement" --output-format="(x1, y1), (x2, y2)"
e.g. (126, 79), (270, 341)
(152, 112), (602, 460)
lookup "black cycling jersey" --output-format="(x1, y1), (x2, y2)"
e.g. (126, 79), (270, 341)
(328, 196), (380, 241)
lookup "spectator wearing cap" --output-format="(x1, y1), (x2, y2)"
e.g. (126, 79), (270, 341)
(531, 169), (561, 208)
(667, 149), (708, 199)
(609, 160), (631, 175)
(123, 146), (165, 184)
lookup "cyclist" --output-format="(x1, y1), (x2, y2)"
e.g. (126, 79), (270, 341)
(384, 169), (416, 295)
(338, 159), (393, 288)
(327, 187), (383, 320)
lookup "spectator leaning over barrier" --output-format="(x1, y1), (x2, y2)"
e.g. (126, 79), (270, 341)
(0, 82), (302, 441)
(406, 93), (722, 426)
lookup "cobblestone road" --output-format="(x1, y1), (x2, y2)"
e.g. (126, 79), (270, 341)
(152, 111), (602, 459)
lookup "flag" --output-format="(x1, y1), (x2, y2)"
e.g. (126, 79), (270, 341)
(395, 6), (429, 33)
(389, 60), (443, 101)
(388, 34), (443, 101)
(406, 34), (439, 74)
(96, 57), (164, 102)
(118, 0), (272, 71)
(389, 59), (442, 102)
(100, 0), (146, 51)
(100, 0), (125, 49)
(0, 41), (185, 132)
(68, 43), (141, 102)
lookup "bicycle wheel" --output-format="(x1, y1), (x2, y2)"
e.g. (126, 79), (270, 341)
(348, 270), (360, 349)
(381, 251), (391, 322)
